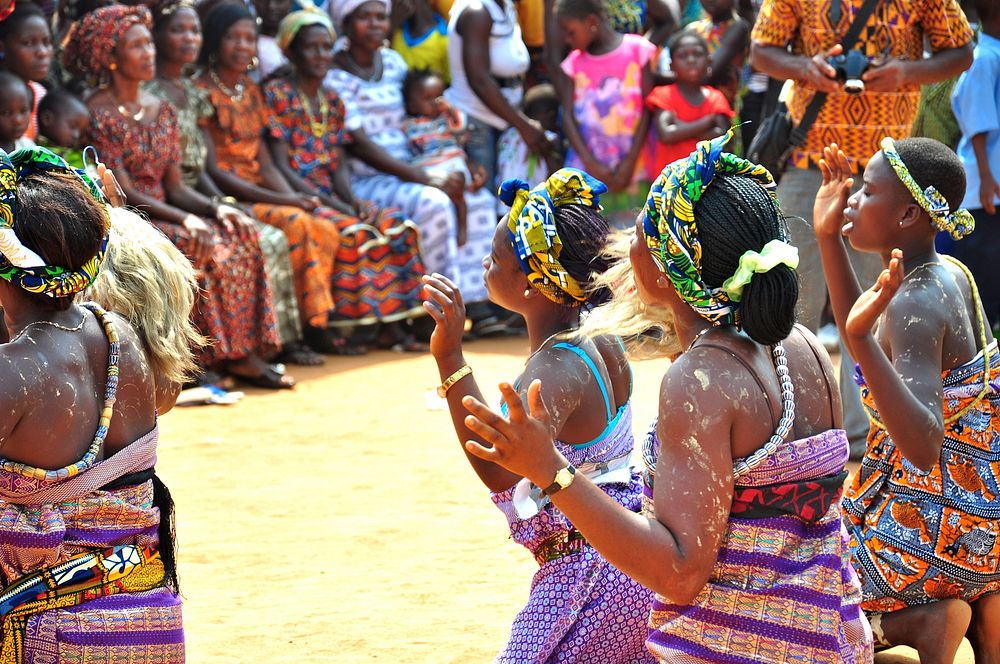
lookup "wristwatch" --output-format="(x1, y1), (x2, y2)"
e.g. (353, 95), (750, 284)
(437, 364), (472, 398)
(541, 464), (576, 497)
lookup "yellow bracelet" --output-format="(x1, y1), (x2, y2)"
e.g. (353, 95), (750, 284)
(437, 365), (472, 398)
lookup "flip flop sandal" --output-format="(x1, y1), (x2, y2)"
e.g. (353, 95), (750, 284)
(389, 336), (430, 353)
(276, 343), (326, 366)
(230, 365), (296, 390)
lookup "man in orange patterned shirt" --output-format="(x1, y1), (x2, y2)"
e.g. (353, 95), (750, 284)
(751, 0), (972, 459)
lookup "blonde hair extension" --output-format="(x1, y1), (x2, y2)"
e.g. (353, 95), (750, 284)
(84, 207), (205, 387)
(580, 230), (682, 360)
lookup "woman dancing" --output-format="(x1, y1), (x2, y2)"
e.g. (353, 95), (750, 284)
(461, 133), (874, 662)
(0, 147), (183, 660)
(422, 169), (654, 662)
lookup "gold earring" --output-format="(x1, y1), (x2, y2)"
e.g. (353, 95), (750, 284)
(109, 62), (117, 71)
(247, 56), (259, 71)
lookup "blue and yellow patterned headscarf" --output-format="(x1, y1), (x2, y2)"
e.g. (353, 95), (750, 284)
(0, 147), (109, 297)
(643, 129), (780, 325)
(880, 137), (975, 241)
(498, 168), (607, 307)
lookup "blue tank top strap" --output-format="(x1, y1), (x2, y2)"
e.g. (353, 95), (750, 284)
(552, 342), (614, 420)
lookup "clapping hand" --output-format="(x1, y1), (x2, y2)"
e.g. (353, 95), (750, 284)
(846, 248), (904, 339)
(462, 380), (565, 487)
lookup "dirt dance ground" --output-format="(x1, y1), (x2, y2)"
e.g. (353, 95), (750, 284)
(159, 336), (974, 663)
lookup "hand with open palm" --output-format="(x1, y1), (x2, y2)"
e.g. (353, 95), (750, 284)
(462, 380), (566, 488)
(813, 143), (854, 240)
(846, 249), (904, 340)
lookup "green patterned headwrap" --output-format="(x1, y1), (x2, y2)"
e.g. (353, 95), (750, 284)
(643, 129), (780, 324)
(880, 137), (975, 241)
(498, 168), (607, 307)
(0, 147), (109, 297)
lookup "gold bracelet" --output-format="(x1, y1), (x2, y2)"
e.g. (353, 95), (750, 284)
(437, 365), (472, 398)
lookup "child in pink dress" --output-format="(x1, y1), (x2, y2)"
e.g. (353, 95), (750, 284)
(554, 0), (655, 224)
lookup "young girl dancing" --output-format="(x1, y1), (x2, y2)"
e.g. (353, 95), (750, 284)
(815, 138), (1000, 662)
(459, 133), (874, 662)
(421, 169), (654, 662)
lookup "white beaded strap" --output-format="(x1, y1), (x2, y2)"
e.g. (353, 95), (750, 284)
(732, 342), (795, 479)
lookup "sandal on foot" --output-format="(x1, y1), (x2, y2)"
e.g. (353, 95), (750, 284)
(276, 343), (326, 366)
(388, 335), (429, 353)
(230, 364), (296, 390)
(304, 327), (368, 356)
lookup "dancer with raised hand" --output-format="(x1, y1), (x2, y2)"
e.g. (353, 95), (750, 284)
(815, 138), (1000, 662)
(460, 132), (874, 662)
(422, 169), (654, 663)
(0, 147), (183, 660)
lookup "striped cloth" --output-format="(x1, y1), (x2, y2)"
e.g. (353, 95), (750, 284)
(643, 425), (873, 663)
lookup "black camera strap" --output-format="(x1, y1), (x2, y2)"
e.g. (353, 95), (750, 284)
(789, 0), (884, 146)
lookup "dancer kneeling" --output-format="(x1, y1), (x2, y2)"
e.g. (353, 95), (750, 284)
(0, 148), (182, 660)
(422, 169), (654, 663)
(461, 133), (874, 662)
(815, 138), (1000, 663)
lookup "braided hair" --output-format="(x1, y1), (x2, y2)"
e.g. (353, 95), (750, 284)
(695, 174), (798, 345)
(552, 203), (613, 308)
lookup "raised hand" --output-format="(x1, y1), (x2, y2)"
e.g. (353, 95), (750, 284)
(421, 273), (467, 361)
(846, 248), (904, 339)
(96, 162), (127, 208)
(462, 380), (565, 487)
(814, 143), (854, 239)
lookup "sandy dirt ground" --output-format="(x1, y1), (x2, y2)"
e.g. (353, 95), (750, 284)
(158, 336), (974, 663)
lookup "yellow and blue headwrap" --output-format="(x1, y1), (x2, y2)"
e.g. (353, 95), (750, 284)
(0, 147), (109, 297)
(498, 168), (606, 307)
(643, 129), (785, 325)
(277, 2), (334, 53)
(880, 137), (975, 241)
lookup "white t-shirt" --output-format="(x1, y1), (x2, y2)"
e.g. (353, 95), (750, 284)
(444, 0), (529, 130)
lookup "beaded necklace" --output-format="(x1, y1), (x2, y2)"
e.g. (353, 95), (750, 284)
(0, 303), (120, 481)
(687, 325), (796, 479)
(209, 69), (245, 103)
(9, 312), (86, 343)
(297, 88), (329, 139)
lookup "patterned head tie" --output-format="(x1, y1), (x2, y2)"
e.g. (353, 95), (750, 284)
(498, 168), (607, 307)
(0, 147), (109, 298)
(643, 129), (784, 324)
(880, 137), (975, 241)
(277, 2), (335, 52)
(61, 4), (152, 87)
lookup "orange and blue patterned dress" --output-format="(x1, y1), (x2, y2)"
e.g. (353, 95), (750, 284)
(845, 339), (1000, 612)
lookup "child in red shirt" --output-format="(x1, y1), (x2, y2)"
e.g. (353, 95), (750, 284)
(646, 31), (733, 176)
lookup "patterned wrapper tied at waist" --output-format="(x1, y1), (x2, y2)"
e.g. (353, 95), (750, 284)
(0, 544), (167, 664)
(646, 504), (873, 663)
(845, 340), (1000, 611)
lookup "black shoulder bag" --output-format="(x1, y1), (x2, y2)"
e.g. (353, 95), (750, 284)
(746, 0), (883, 182)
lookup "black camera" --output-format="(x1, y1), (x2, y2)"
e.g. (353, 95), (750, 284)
(827, 50), (871, 94)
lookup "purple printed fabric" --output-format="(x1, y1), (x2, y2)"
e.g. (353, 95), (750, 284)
(642, 423), (873, 663)
(491, 402), (655, 663)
